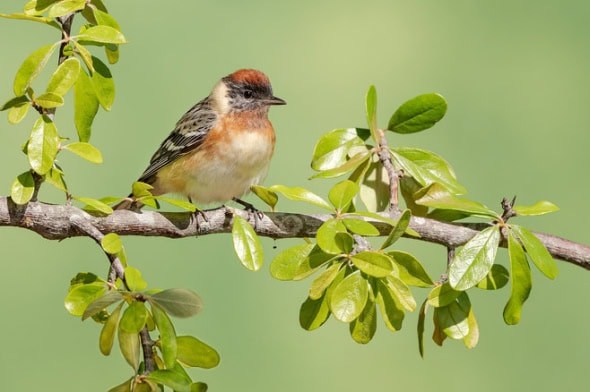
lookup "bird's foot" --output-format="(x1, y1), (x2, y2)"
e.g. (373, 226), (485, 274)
(232, 197), (264, 227)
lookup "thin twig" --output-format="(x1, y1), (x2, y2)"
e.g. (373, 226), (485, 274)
(376, 129), (400, 211)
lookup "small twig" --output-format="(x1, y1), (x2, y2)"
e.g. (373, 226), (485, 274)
(376, 129), (400, 211)
(500, 196), (518, 223)
(57, 13), (75, 65)
(69, 210), (156, 374)
(139, 327), (156, 373)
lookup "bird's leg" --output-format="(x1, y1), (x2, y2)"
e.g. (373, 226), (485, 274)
(188, 197), (208, 233)
(233, 197), (264, 227)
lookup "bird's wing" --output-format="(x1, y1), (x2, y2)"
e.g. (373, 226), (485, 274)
(137, 99), (218, 183)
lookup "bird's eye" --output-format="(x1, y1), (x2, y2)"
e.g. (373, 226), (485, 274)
(243, 89), (253, 99)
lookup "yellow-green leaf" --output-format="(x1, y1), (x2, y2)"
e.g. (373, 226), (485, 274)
(28, 116), (59, 175)
(74, 69), (99, 142)
(14, 43), (58, 96)
(11, 171), (35, 205)
(232, 215), (263, 271)
(46, 57), (81, 96)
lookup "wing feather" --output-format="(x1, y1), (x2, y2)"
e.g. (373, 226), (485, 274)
(138, 98), (217, 183)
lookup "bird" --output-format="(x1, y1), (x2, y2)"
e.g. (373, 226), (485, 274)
(114, 69), (286, 211)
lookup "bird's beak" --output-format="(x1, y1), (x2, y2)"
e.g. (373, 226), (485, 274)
(266, 96), (287, 105)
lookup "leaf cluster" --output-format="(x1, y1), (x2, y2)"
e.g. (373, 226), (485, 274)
(65, 266), (218, 392)
(251, 86), (560, 354)
(1, 0), (125, 207)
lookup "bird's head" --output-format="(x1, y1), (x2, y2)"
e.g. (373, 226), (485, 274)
(211, 69), (286, 114)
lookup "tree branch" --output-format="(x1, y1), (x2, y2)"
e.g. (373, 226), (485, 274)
(2, 196), (588, 270)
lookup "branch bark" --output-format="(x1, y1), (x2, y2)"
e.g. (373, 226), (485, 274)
(1, 196), (589, 270)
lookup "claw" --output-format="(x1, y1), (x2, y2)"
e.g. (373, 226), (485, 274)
(232, 197), (263, 227)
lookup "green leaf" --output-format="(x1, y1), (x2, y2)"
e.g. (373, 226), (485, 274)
(388, 93), (447, 134)
(11, 171), (35, 205)
(316, 218), (353, 255)
(476, 264), (509, 290)
(399, 176), (429, 216)
(299, 295), (331, 331)
(1, 95), (29, 111)
(92, 7), (122, 30)
(330, 271), (369, 322)
(251, 185), (278, 210)
(365, 85), (379, 142)
(90, 56), (115, 110)
(427, 283), (461, 307)
(311, 128), (369, 171)
(82, 290), (123, 320)
(151, 303), (177, 369)
(74, 196), (114, 214)
(77, 25), (127, 44)
(388, 250), (434, 287)
(436, 292), (471, 340)
(0, 12), (61, 29)
(349, 294), (377, 344)
(153, 196), (197, 212)
(28, 116), (59, 175)
(383, 275), (416, 311)
(310, 151), (371, 180)
(513, 200), (559, 216)
(119, 301), (148, 334)
(232, 215), (263, 271)
(463, 307), (479, 349)
(8, 103), (30, 124)
(309, 262), (343, 300)
(63, 141), (103, 163)
(417, 299), (428, 357)
(100, 302), (124, 356)
(328, 180), (359, 211)
(46, 167), (68, 192)
(124, 266), (147, 292)
(380, 209), (411, 249)
(176, 336), (220, 369)
(46, 57), (81, 96)
(147, 370), (190, 392)
(392, 148), (466, 196)
(72, 40), (94, 72)
(341, 218), (380, 236)
(14, 43), (58, 96)
(118, 329), (140, 371)
(101, 232), (122, 254)
(503, 230), (532, 325)
(350, 251), (394, 278)
(64, 282), (107, 316)
(270, 243), (334, 281)
(34, 92), (64, 108)
(416, 183), (498, 219)
(48, 0), (86, 18)
(449, 226), (501, 290)
(74, 69), (99, 142)
(359, 161), (390, 212)
(105, 45), (120, 65)
(511, 225), (558, 279)
(191, 382), (208, 392)
(132, 181), (154, 198)
(107, 377), (132, 392)
(149, 288), (203, 318)
(376, 279), (405, 331)
(269, 185), (333, 211)
(300, 267), (346, 330)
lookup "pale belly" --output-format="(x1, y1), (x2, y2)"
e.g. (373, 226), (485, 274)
(154, 130), (273, 204)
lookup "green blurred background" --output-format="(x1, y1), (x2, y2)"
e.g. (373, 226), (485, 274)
(1, 1), (589, 391)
